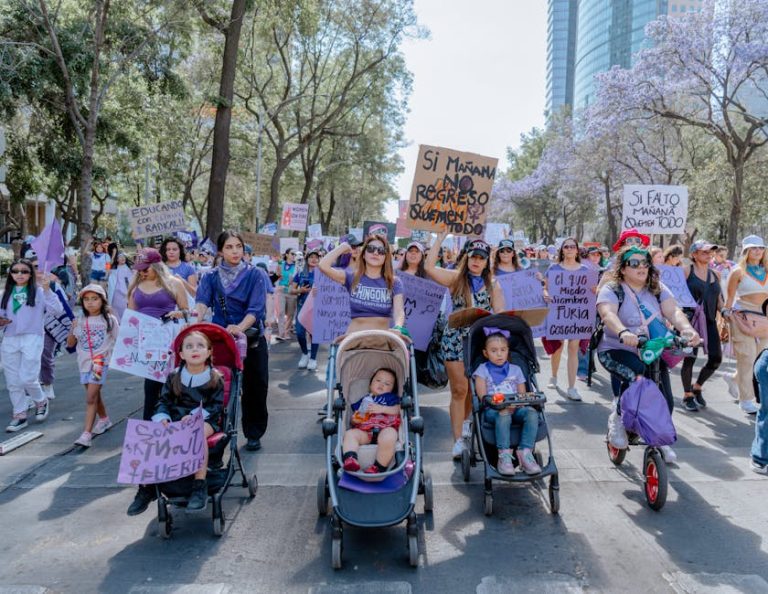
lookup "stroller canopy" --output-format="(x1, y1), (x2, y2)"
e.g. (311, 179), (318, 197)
(336, 330), (410, 402)
(172, 322), (244, 371)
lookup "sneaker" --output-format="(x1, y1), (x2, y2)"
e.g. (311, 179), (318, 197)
(307, 359), (318, 371)
(35, 401), (49, 422)
(363, 464), (382, 474)
(5, 417), (28, 433)
(41, 384), (56, 400)
(25, 397), (34, 410)
(566, 387), (582, 401)
(607, 410), (628, 449)
(126, 486), (156, 516)
(74, 431), (92, 447)
(497, 450), (516, 475)
(740, 400), (759, 415)
(298, 354), (309, 369)
(724, 373), (739, 401)
(343, 456), (361, 472)
(682, 396), (699, 412)
(660, 445), (677, 465)
(692, 389), (707, 408)
(577, 374), (588, 382)
(92, 417), (112, 435)
(547, 376), (558, 389)
(186, 479), (208, 513)
(517, 448), (542, 475)
(452, 438), (466, 460)
(461, 419), (472, 439)
(751, 460), (768, 475)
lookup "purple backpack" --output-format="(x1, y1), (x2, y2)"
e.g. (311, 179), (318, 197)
(620, 378), (677, 446)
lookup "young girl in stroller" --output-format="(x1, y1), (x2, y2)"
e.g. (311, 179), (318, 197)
(152, 330), (224, 512)
(341, 368), (401, 474)
(473, 328), (542, 476)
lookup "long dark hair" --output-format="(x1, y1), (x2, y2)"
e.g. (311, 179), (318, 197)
(171, 331), (223, 397)
(160, 237), (188, 264)
(401, 247), (427, 278)
(451, 251), (492, 304)
(78, 290), (114, 333)
(556, 237), (581, 264)
(1, 259), (37, 310)
(493, 244), (520, 273)
(607, 246), (662, 296)
(352, 234), (395, 292)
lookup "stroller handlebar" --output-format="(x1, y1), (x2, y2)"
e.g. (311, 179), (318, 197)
(482, 391), (547, 410)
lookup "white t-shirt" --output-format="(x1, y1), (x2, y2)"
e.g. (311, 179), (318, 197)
(473, 362), (526, 393)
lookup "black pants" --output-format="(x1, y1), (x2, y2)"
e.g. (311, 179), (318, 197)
(143, 379), (164, 421)
(681, 317), (722, 392)
(598, 348), (674, 414)
(242, 336), (269, 440)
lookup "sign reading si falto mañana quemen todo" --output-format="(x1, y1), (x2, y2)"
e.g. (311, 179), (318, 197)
(407, 145), (498, 237)
(129, 199), (186, 240)
(621, 185), (688, 235)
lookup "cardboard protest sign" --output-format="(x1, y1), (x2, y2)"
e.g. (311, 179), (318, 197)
(622, 185), (688, 235)
(129, 200), (185, 240)
(397, 272), (447, 351)
(407, 145), (498, 236)
(110, 310), (184, 381)
(117, 410), (205, 485)
(657, 265), (697, 308)
(312, 271), (351, 343)
(279, 237), (300, 254)
(544, 267), (598, 339)
(364, 221), (396, 244)
(242, 232), (280, 257)
(280, 203), (309, 231)
(497, 271), (547, 311)
(307, 223), (323, 239)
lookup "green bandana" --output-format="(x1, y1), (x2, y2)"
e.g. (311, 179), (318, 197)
(11, 286), (28, 314)
(621, 246), (649, 263)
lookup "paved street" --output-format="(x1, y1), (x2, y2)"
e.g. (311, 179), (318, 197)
(0, 341), (766, 594)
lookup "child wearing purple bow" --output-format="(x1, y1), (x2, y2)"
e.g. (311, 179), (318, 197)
(473, 328), (542, 476)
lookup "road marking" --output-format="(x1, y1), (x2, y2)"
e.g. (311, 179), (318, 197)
(665, 571), (768, 593)
(477, 574), (586, 593)
(310, 582), (411, 594)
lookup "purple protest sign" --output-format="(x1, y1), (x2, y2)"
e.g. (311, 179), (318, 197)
(657, 265), (697, 308)
(312, 271), (351, 343)
(545, 266), (598, 339)
(397, 272), (447, 351)
(31, 219), (65, 272)
(117, 410), (205, 485)
(497, 270), (546, 311)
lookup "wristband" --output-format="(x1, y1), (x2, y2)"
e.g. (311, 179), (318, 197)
(618, 329), (630, 338)
(393, 325), (411, 338)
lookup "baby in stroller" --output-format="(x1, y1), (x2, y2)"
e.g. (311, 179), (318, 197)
(341, 368), (401, 474)
(152, 330), (224, 512)
(473, 328), (542, 476)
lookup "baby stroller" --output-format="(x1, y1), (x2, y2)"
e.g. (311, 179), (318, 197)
(317, 330), (433, 568)
(154, 323), (257, 538)
(462, 314), (560, 516)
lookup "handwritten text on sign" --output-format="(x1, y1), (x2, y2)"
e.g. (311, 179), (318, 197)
(397, 272), (447, 351)
(312, 271), (351, 344)
(110, 309), (183, 381)
(622, 185), (688, 235)
(496, 271), (546, 311)
(657, 265), (697, 308)
(407, 145), (498, 237)
(117, 411), (204, 485)
(545, 267), (598, 339)
(130, 200), (185, 240)
(281, 203), (309, 231)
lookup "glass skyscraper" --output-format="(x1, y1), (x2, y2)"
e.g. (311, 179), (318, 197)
(546, 0), (578, 118)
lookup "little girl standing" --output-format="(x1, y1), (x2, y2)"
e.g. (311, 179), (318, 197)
(67, 284), (119, 447)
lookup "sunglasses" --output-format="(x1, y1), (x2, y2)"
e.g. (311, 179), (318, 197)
(624, 259), (650, 269)
(365, 245), (387, 256)
(624, 237), (643, 246)
(11, 268), (31, 275)
(498, 248), (514, 254)
(562, 244), (578, 250)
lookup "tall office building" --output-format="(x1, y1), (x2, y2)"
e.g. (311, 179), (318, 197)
(545, 0), (578, 118)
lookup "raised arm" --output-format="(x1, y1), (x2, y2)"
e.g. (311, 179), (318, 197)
(425, 231), (457, 287)
(318, 243), (351, 285)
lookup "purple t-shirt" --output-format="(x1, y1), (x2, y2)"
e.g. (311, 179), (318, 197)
(596, 282), (674, 353)
(344, 270), (403, 319)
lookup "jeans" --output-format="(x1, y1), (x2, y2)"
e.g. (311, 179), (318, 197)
(752, 350), (768, 465)
(681, 317), (722, 392)
(598, 348), (674, 414)
(485, 406), (539, 450)
(296, 318), (319, 359)
(577, 348), (589, 377)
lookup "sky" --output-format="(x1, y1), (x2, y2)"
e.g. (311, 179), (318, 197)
(386, 0), (548, 220)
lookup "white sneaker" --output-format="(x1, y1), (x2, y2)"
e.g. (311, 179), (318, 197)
(566, 387), (582, 401)
(740, 400), (759, 415)
(92, 417), (112, 435)
(461, 419), (472, 439)
(452, 438), (466, 460)
(307, 359), (318, 371)
(547, 376), (558, 389)
(26, 397), (35, 410)
(724, 373), (739, 401)
(607, 411), (628, 449)
(660, 445), (677, 465)
(41, 384), (55, 400)
(298, 354), (309, 369)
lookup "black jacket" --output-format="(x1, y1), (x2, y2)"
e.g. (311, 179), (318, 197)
(155, 369), (225, 431)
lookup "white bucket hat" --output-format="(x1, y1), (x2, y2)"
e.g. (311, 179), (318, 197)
(741, 234), (766, 253)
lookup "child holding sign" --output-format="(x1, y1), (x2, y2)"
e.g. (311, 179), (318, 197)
(67, 284), (119, 447)
(152, 330), (224, 512)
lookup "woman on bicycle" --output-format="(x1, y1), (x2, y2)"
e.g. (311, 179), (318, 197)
(596, 245), (700, 463)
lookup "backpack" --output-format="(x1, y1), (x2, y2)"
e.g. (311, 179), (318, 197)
(620, 377), (677, 446)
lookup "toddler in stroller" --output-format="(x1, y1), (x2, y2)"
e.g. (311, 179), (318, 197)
(341, 368), (401, 474)
(473, 328), (541, 476)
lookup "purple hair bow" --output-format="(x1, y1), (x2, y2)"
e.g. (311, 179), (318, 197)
(483, 326), (510, 339)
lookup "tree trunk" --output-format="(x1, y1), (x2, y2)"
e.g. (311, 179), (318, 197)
(204, 0), (247, 240)
(603, 178), (617, 246)
(726, 157), (744, 259)
(265, 158), (290, 225)
(78, 125), (96, 279)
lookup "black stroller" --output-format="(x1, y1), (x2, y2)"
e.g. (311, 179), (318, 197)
(316, 330), (433, 568)
(461, 314), (560, 516)
(154, 323), (257, 538)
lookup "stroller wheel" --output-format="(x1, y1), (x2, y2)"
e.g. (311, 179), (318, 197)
(461, 449), (471, 482)
(247, 474), (258, 499)
(407, 534), (419, 567)
(331, 537), (343, 569)
(483, 493), (493, 517)
(212, 502), (225, 537)
(316, 474), (329, 516)
(548, 480), (560, 515)
(644, 448), (668, 511)
(158, 507), (172, 539)
(423, 471), (434, 513)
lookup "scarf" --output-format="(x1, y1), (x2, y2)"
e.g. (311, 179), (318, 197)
(486, 361), (510, 386)
(747, 264), (766, 282)
(218, 260), (249, 293)
(11, 286), (28, 314)
(469, 274), (485, 294)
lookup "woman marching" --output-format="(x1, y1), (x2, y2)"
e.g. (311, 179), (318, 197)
(107, 252), (132, 321)
(276, 248), (298, 340)
(426, 231), (505, 459)
(492, 238), (523, 276)
(160, 237), (198, 299)
(291, 248), (321, 371)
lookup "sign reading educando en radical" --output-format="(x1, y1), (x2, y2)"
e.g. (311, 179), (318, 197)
(129, 200), (185, 239)
(407, 145), (498, 237)
(621, 185), (688, 235)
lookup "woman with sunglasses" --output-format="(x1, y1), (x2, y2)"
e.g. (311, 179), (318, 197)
(426, 231), (505, 459)
(597, 246), (700, 462)
(542, 238), (595, 401)
(493, 239), (523, 276)
(1, 259), (63, 432)
(319, 234), (406, 334)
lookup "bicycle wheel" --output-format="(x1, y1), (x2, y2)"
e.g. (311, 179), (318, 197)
(644, 448), (668, 511)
